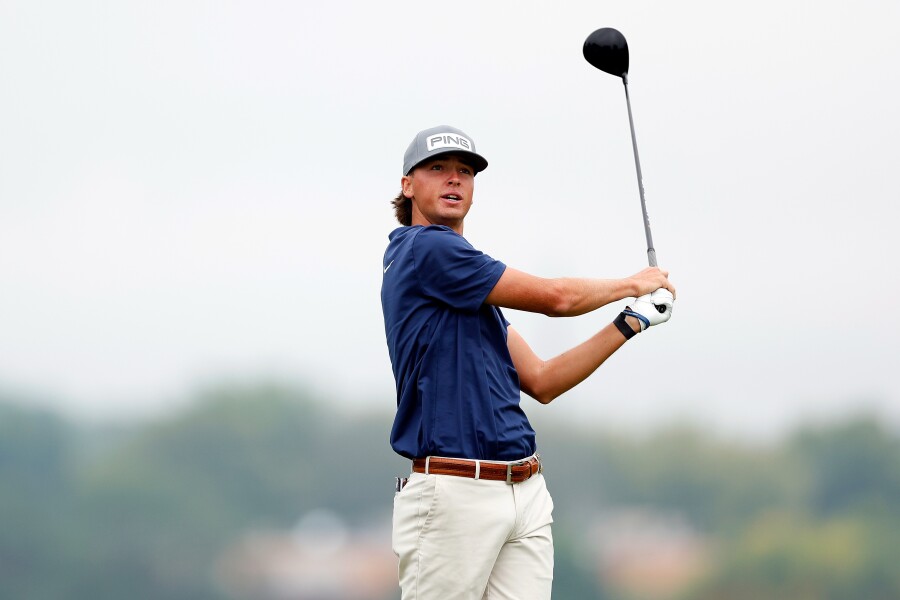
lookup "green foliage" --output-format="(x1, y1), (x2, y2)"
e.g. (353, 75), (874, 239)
(0, 404), (83, 600)
(1, 388), (898, 599)
(690, 419), (900, 600)
(539, 423), (800, 535)
(789, 418), (900, 517)
(67, 383), (404, 599)
(691, 511), (900, 600)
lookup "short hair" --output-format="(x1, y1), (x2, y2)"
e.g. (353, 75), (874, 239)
(392, 191), (412, 226)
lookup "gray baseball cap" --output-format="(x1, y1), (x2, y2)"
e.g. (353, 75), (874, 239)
(402, 125), (488, 175)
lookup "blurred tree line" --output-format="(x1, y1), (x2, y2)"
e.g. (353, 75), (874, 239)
(1, 384), (898, 599)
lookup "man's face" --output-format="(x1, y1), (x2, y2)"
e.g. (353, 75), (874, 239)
(402, 154), (475, 234)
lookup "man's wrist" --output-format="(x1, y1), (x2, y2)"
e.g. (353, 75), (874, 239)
(624, 314), (641, 334)
(613, 312), (641, 340)
(620, 277), (640, 299)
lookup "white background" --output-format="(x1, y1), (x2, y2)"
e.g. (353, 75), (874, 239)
(1, 0), (898, 438)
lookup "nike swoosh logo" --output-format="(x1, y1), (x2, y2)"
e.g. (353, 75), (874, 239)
(383, 260), (394, 274)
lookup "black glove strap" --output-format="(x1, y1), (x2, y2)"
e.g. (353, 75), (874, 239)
(614, 312), (637, 340)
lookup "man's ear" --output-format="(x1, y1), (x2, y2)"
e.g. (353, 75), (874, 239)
(401, 174), (414, 199)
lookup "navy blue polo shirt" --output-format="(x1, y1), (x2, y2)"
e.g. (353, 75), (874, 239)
(381, 225), (537, 461)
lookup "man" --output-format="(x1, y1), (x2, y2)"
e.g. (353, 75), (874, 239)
(381, 125), (675, 600)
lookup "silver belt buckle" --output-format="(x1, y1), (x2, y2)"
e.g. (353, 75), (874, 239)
(506, 457), (533, 485)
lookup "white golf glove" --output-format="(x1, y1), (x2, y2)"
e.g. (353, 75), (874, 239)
(623, 288), (674, 332)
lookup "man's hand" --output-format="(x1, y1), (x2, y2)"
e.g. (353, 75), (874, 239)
(624, 288), (674, 332)
(628, 267), (676, 299)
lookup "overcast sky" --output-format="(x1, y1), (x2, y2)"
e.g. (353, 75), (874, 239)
(1, 0), (898, 438)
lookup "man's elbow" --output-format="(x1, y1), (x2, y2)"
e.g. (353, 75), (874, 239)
(524, 381), (557, 405)
(533, 391), (557, 405)
(543, 280), (577, 317)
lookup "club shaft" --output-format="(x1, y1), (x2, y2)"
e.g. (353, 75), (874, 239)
(622, 76), (657, 267)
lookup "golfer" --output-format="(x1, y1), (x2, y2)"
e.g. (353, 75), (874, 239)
(381, 125), (675, 600)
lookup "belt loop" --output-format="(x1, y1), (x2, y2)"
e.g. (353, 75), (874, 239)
(425, 456), (431, 475)
(474, 460), (481, 480)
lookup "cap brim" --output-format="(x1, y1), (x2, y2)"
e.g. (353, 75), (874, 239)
(406, 149), (488, 175)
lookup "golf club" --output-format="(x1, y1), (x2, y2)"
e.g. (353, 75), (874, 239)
(583, 27), (658, 269)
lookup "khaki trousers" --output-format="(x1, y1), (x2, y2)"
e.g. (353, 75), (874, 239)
(392, 469), (554, 600)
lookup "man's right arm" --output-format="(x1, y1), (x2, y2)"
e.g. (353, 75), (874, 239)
(484, 266), (674, 317)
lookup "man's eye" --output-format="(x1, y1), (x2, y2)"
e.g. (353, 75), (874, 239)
(460, 168), (471, 175)
(430, 164), (443, 170)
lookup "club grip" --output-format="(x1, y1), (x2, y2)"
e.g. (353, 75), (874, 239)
(650, 287), (673, 314)
(647, 250), (665, 311)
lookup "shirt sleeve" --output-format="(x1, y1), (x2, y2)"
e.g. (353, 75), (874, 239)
(413, 226), (506, 313)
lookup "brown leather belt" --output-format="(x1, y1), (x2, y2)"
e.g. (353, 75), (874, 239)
(412, 454), (542, 484)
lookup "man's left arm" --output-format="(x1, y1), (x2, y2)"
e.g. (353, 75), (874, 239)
(509, 300), (661, 403)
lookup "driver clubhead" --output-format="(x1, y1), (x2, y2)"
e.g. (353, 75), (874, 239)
(583, 27), (629, 78)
